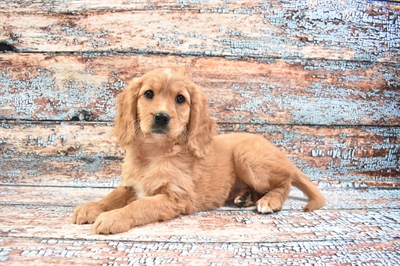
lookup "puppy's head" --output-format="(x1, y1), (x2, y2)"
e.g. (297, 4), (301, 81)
(113, 68), (215, 156)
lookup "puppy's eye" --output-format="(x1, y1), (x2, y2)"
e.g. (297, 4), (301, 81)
(144, 90), (154, 99)
(176, 94), (185, 104)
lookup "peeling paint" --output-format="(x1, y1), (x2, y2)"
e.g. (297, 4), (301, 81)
(1, 1), (398, 61)
(0, 70), (124, 121)
(0, 156), (122, 187)
(2, 122), (397, 187)
(1, 199), (399, 264)
(0, 1), (399, 190)
(0, 1), (399, 264)
(219, 123), (399, 183)
(229, 81), (400, 125)
(1, 54), (398, 125)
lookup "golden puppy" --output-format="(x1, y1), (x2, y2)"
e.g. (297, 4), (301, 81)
(72, 68), (325, 234)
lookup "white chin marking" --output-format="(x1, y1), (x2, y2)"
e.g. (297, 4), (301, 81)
(151, 132), (168, 139)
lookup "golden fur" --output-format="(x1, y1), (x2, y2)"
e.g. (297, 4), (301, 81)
(72, 68), (325, 234)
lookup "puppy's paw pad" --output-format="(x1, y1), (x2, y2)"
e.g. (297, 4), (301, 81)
(256, 197), (282, 214)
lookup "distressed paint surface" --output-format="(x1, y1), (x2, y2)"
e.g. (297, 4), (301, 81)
(1, 54), (399, 125)
(2, 237), (398, 265)
(0, 1), (399, 264)
(0, 186), (399, 264)
(0, 1), (399, 62)
(2, 186), (400, 211)
(1, 195), (399, 243)
(1, 121), (399, 187)
(2, 0), (400, 13)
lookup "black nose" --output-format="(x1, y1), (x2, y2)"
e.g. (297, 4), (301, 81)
(154, 112), (170, 126)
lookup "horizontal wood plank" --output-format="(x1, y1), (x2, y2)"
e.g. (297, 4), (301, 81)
(1, 202), (399, 244)
(1, 121), (398, 187)
(1, 186), (400, 211)
(2, 236), (399, 265)
(0, 1), (399, 62)
(0, 0), (400, 62)
(3, 0), (398, 13)
(1, 54), (399, 125)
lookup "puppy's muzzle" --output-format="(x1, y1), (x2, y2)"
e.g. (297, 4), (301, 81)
(152, 112), (170, 134)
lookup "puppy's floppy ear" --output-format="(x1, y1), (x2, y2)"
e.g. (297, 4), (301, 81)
(112, 78), (142, 148)
(187, 84), (216, 157)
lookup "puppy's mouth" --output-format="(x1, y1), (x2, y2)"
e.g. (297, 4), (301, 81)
(151, 125), (169, 136)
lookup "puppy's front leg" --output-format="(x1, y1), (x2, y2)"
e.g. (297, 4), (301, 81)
(72, 186), (135, 225)
(93, 194), (184, 234)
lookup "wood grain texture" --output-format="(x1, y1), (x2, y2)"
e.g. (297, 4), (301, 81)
(1, 195), (399, 243)
(1, 54), (399, 125)
(1, 1), (399, 265)
(0, 186), (399, 265)
(1, 121), (399, 187)
(2, 237), (398, 266)
(3, 0), (399, 13)
(1, 1), (399, 62)
(2, 186), (400, 211)
(2, 0), (400, 13)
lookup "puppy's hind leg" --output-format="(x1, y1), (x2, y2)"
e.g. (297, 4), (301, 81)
(234, 187), (262, 207)
(233, 164), (291, 213)
(232, 134), (292, 214)
(255, 184), (291, 214)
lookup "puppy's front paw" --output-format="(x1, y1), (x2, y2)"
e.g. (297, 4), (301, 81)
(93, 210), (132, 235)
(256, 196), (283, 214)
(72, 202), (105, 225)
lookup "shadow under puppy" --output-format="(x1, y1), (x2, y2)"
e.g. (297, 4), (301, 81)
(72, 68), (325, 234)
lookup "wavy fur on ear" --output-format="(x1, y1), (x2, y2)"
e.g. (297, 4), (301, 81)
(187, 83), (216, 157)
(112, 78), (142, 148)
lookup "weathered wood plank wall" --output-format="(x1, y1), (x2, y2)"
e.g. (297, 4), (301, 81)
(0, 0), (399, 188)
(1, 1), (400, 265)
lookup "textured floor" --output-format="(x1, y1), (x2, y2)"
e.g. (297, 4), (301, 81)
(1, 186), (399, 265)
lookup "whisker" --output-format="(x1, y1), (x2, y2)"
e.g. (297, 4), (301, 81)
(121, 119), (140, 139)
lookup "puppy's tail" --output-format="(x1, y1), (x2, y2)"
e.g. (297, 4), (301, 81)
(292, 171), (325, 212)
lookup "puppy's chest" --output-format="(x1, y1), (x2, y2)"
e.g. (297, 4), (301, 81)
(131, 156), (189, 199)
